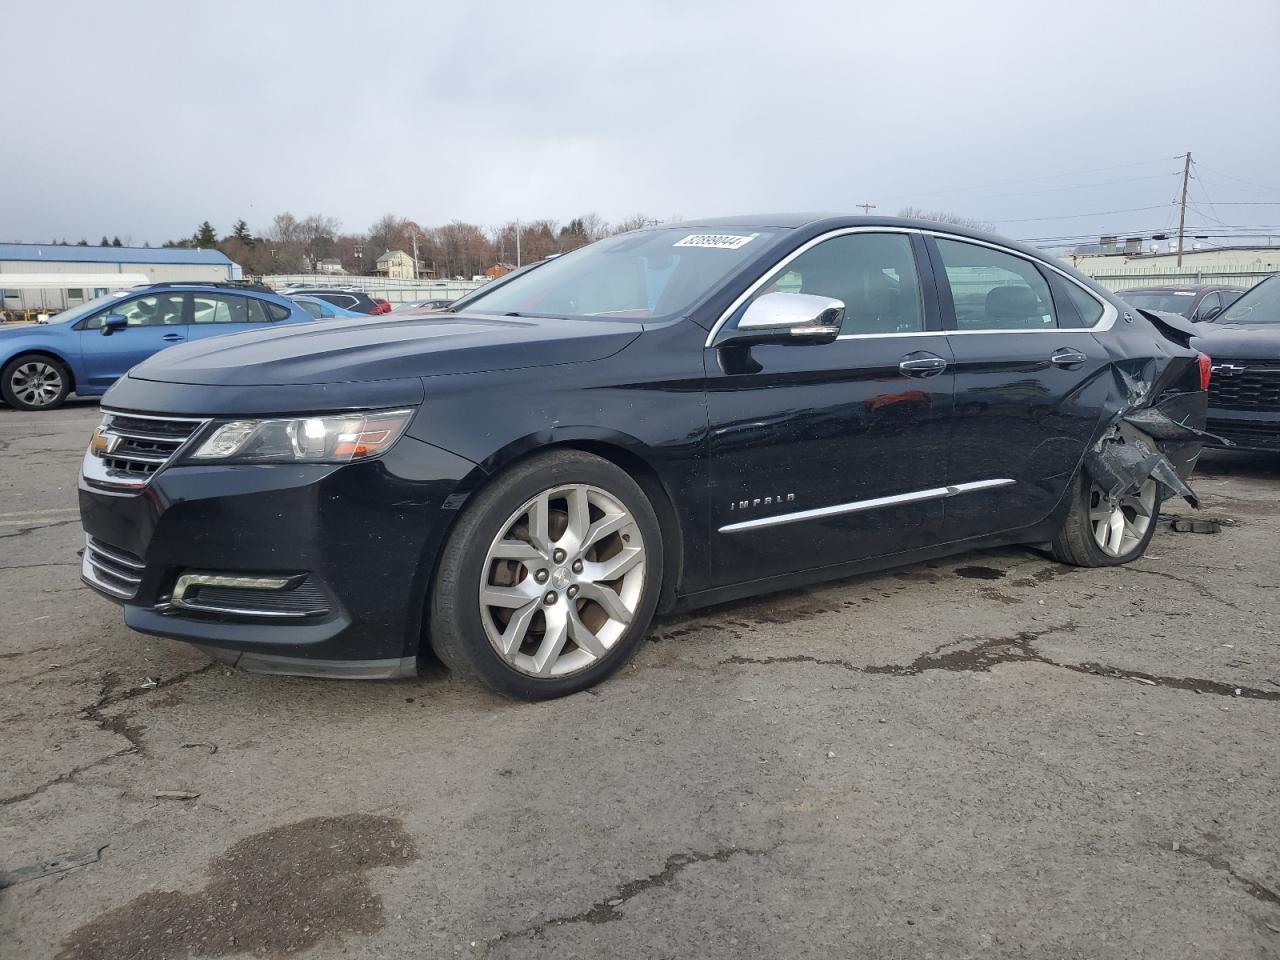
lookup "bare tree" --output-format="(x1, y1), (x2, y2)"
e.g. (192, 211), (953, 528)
(897, 207), (994, 231)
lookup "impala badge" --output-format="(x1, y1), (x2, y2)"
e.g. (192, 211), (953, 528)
(729, 493), (795, 512)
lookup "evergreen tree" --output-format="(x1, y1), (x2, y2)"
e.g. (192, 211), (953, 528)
(77, 239), (89, 246)
(111, 236), (122, 247)
(230, 219), (253, 244)
(193, 221), (218, 248)
(100, 235), (110, 246)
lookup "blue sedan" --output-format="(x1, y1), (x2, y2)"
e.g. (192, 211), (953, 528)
(0, 283), (314, 410)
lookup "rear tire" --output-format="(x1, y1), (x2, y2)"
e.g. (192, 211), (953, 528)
(2, 354), (71, 411)
(428, 450), (663, 699)
(1050, 471), (1159, 566)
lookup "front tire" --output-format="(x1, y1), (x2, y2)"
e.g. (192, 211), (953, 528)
(428, 450), (663, 699)
(1050, 472), (1159, 566)
(2, 354), (71, 411)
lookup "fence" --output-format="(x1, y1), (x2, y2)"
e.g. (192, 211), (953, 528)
(1078, 265), (1275, 293)
(260, 275), (487, 305)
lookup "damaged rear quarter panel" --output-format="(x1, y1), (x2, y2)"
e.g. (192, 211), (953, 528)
(1084, 309), (1212, 509)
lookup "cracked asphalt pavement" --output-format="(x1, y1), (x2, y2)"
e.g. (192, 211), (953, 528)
(3, 400), (1280, 959)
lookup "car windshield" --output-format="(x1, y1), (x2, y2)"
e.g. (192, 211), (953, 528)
(457, 227), (777, 320)
(1217, 277), (1280, 324)
(1121, 291), (1197, 315)
(48, 291), (131, 324)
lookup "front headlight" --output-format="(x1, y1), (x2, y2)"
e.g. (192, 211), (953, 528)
(189, 408), (414, 464)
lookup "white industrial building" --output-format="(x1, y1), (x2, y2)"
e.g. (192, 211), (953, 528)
(0, 243), (239, 315)
(1065, 245), (1280, 292)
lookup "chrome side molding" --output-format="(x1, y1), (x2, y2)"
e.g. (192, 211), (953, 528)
(718, 478), (1015, 533)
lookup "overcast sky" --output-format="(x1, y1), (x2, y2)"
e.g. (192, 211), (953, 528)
(4, 0), (1279, 249)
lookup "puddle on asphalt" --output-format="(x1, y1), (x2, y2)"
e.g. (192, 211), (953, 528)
(57, 814), (417, 960)
(953, 565), (1006, 580)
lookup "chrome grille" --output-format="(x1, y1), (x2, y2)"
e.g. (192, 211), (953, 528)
(82, 410), (207, 491)
(82, 535), (145, 599)
(1208, 359), (1280, 412)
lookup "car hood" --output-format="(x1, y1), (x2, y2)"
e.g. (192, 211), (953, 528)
(128, 312), (642, 386)
(1191, 322), (1280, 359)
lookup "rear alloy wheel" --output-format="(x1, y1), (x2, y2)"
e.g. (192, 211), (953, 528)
(1, 355), (71, 411)
(1088, 479), (1157, 558)
(429, 450), (663, 699)
(1050, 472), (1160, 566)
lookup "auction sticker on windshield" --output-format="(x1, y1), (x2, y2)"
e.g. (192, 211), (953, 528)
(673, 233), (757, 250)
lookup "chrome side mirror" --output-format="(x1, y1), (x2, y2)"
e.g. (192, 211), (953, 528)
(714, 292), (844, 347)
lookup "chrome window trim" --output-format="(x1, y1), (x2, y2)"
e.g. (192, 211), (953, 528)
(704, 226), (1114, 348)
(719, 478), (1015, 534)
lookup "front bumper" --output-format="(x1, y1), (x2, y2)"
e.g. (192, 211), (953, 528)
(78, 436), (477, 678)
(1205, 407), (1280, 452)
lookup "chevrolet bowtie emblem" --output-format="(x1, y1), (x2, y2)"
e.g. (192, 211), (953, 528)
(1210, 364), (1245, 375)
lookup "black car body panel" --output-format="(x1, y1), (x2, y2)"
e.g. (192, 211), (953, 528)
(1186, 275), (1280, 451)
(78, 215), (1210, 677)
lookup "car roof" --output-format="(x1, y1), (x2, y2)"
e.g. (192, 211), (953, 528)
(662, 213), (1072, 266)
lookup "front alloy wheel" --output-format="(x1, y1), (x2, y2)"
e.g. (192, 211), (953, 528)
(2, 355), (71, 411)
(480, 484), (646, 678)
(428, 449), (664, 699)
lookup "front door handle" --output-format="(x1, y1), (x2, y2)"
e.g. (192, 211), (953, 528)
(1049, 347), (1088, 369)
(161, 333), (184, 341)
(898, 353), (948, 378)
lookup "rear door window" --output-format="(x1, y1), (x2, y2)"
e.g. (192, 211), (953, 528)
(935, 239), (1057, 330)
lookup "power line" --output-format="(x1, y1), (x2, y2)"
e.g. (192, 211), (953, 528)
(991, 203), (1174, 224)
(919, 171), (1181, 205)
(884, 155), (1182, 202)
(1191, 163), (1280, 194)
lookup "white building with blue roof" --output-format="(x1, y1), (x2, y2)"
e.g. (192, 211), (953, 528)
(0, 243), (240, 315)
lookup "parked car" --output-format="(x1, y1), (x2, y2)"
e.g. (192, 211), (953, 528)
(393, 298), (455, 313)
(290, 295), (367, 320)
(79, 215), (1210, 699)
(279, 287), (392, 315)
(1190, 274), (1280, 451)
(0, 282), (314, 411)
(1117, 284), (1244, 322)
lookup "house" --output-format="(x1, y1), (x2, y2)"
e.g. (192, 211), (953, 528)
(375, 249), (417, 280)
(485, 262), (516, 279)
(0, 242), (238, 313)
(316, 257), (345, 275)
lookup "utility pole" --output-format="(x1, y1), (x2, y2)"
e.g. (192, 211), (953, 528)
(411, 233), (420, 281)
(857, 201), (877, 215)
(1176, 151), (1191, 267)
(515, 219), (522, 268)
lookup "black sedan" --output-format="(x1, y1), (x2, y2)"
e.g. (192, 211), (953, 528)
(78, 215), (1211, 699)
(1192, 274), (1280, 451)
(1117, 284), (1244, 322)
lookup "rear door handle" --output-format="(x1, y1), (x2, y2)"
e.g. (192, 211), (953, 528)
(898, 353), (948, 378)
(161, 333), (184, 341)
(1049, 347), (1088, 369)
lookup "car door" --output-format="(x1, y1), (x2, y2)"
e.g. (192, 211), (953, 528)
(77, 292), (187, 388)
(705, 229), (955, 587)
(185, 293), (277, 343)
(927, 234), (1113, 539)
